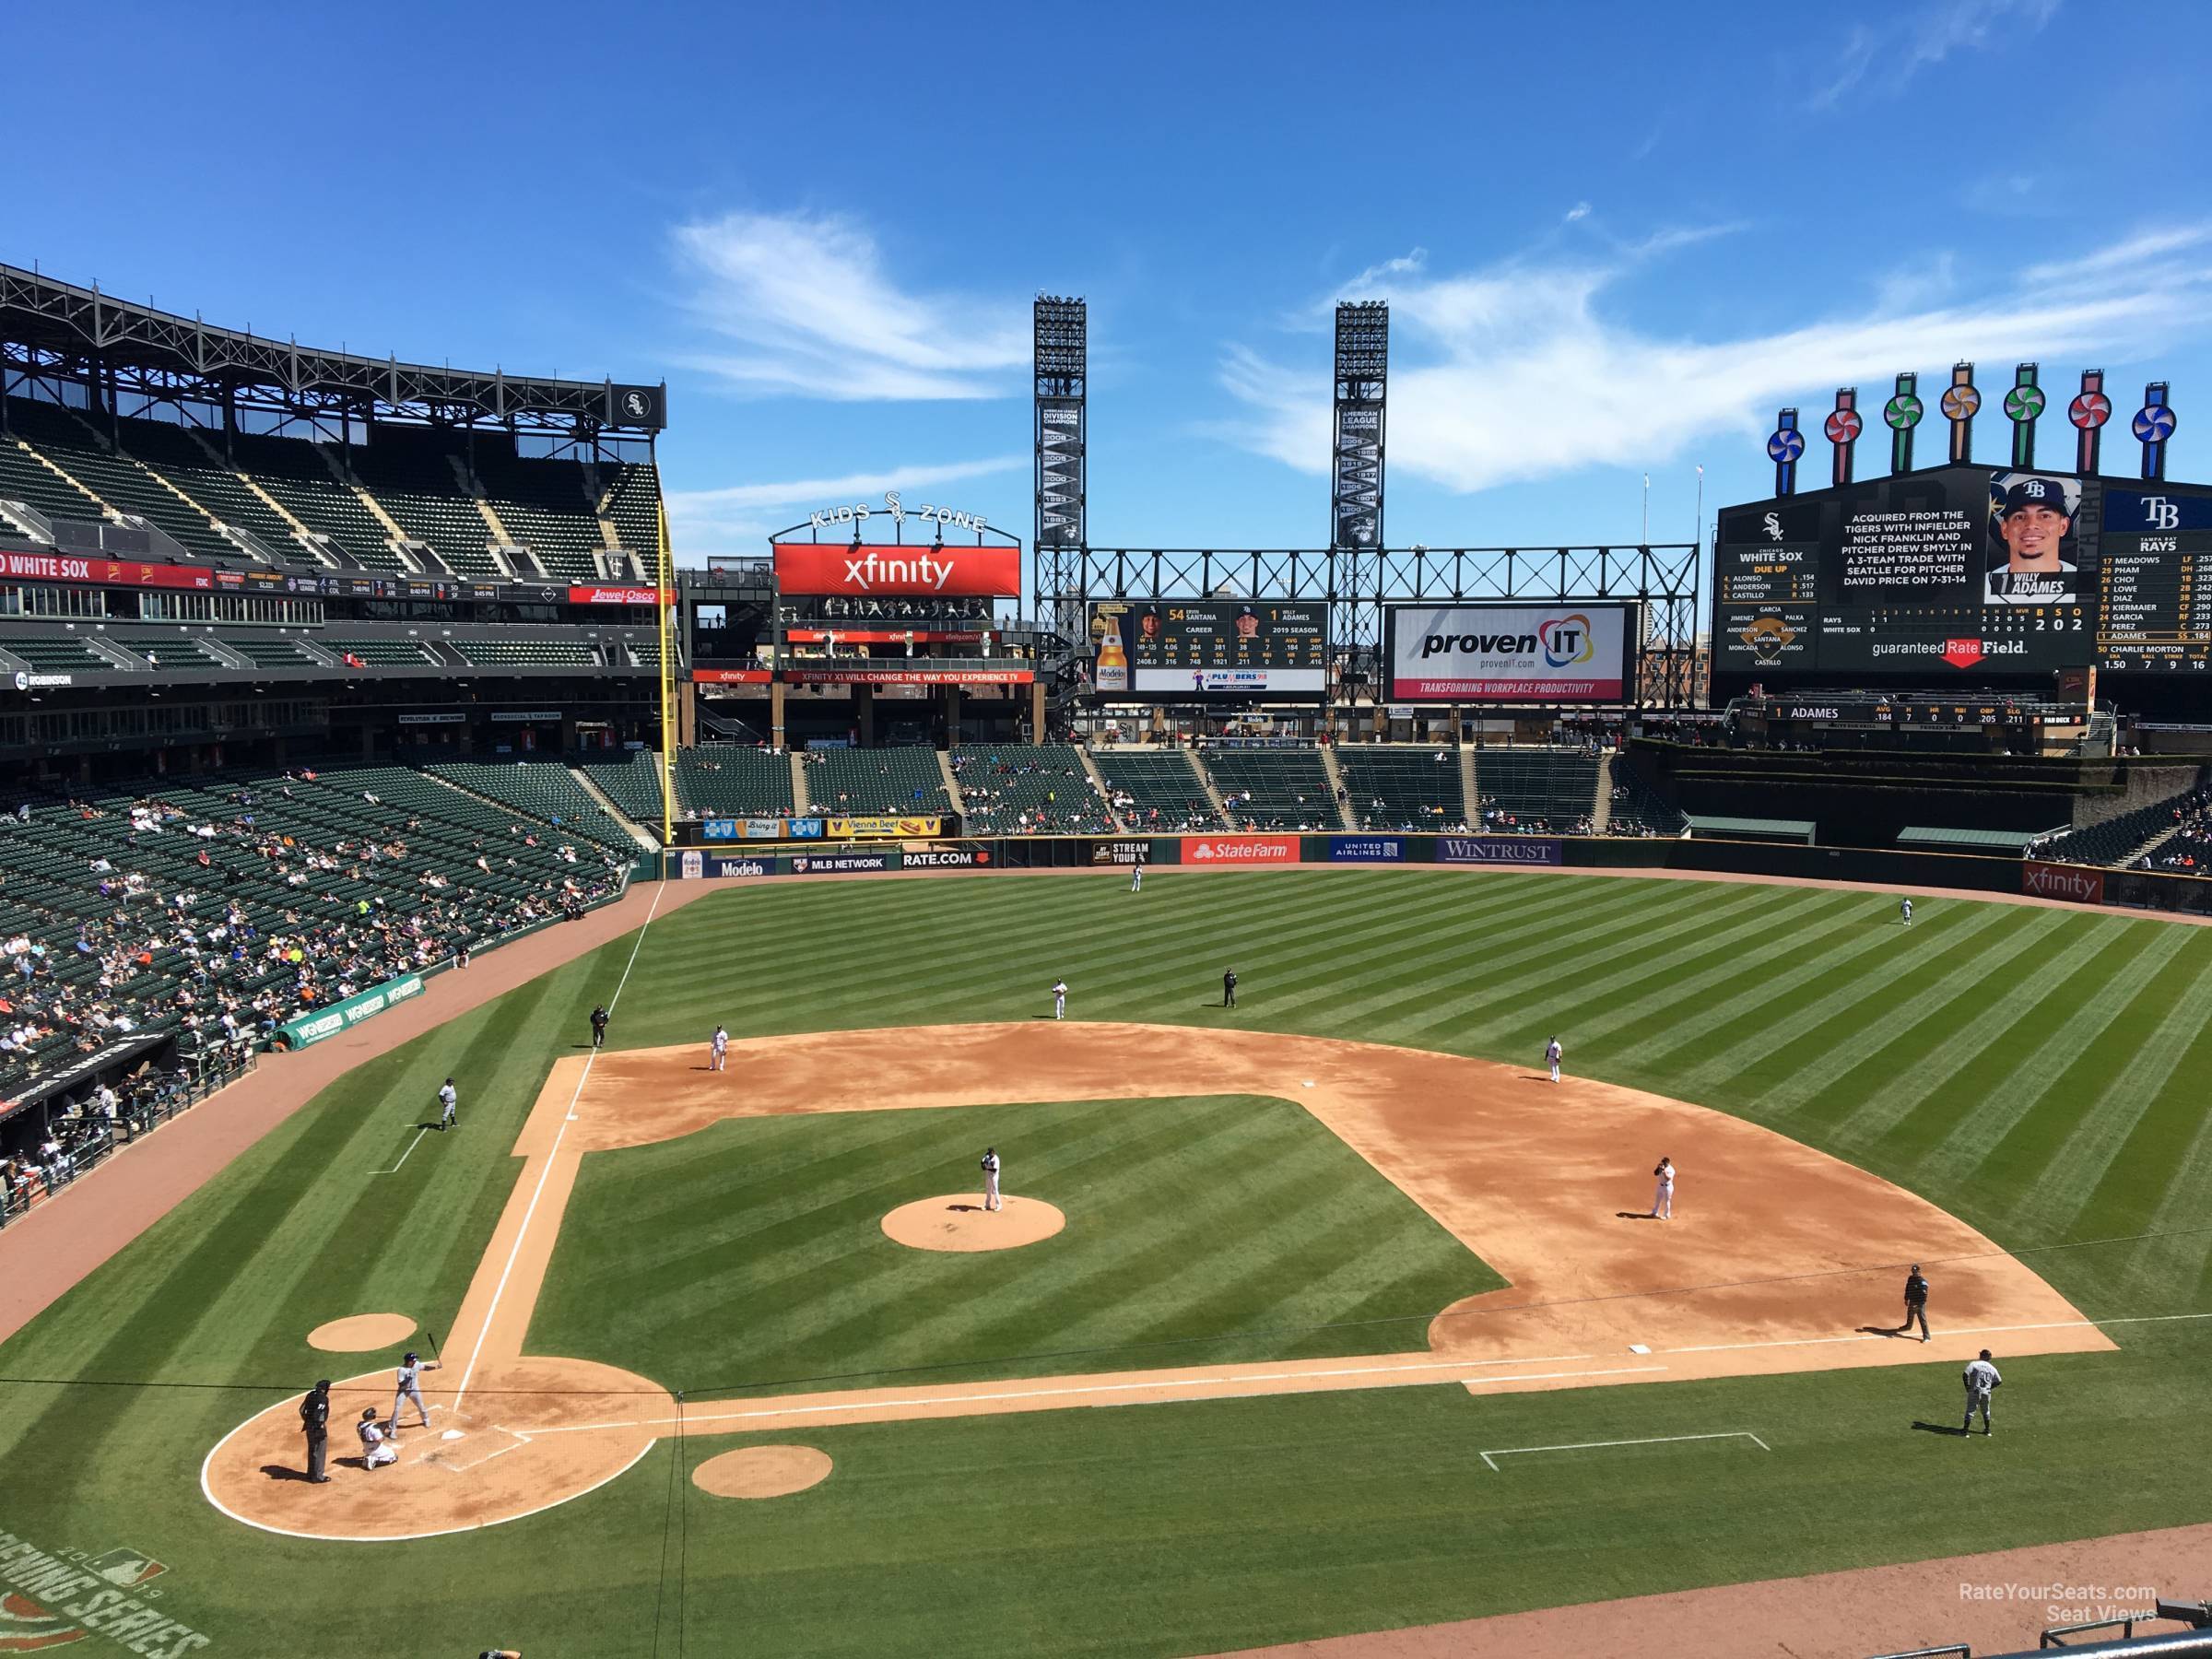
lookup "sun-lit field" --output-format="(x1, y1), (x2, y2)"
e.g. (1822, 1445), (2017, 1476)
(2, 866), (2207, 1656)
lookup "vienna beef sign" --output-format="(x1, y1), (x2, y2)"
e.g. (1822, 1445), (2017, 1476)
(773, 543), (1018, 598)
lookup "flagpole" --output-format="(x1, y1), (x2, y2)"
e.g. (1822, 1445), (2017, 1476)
(1641, 473), (1650, 546)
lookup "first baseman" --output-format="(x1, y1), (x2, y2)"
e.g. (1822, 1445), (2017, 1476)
(982, 1147), (1002, 1212)
(438, 1077), (458, 1131)
(1546, 1036), (1563, 1084)
(709, 1024), (729, 1072)
(393, 1349), (441, 1430)
(1650, 1156), (1676, 1219)
(1963, 1349), (2002, 1434)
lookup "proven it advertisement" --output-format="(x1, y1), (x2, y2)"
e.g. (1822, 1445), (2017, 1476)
(1384, 604), (1636, 701)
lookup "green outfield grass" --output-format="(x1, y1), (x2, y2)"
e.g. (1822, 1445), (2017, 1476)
(0, 866), (2207, 1657)
(531, 1094), (1504, 1390)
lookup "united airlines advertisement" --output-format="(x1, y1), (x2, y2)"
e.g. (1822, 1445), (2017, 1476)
(1382, 603), (1637, 701)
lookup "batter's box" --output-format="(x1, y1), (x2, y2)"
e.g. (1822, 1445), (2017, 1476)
(416, 1423), (527, 1472)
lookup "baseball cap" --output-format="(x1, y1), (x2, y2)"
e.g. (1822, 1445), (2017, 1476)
(1997, 477), (2072, 517)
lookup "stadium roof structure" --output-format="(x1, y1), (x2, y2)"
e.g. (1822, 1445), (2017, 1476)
(0, 263), (665, 436)
(1896, 824), (2065, 853)
(1687, 814), (1817, 843)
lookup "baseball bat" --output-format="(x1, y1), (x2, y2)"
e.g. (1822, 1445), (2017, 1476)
(423, 1328), (443, 1363)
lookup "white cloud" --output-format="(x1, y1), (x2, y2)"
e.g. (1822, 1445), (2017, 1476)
(1564, 202), (1592, 224)
(671, 210), (1029, 401)
(1813, 0), (2062, 110)
(665, 454), (1027, 561)
(1218, 224), (2212, 495)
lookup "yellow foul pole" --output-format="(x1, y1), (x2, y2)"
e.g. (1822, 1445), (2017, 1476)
(655, 470), (676, 849)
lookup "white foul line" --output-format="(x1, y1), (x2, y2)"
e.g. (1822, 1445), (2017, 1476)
(373, 1126), (429, 1177)
(452, 880), (666, 1412)
(1479, 1430), (1769, 1473)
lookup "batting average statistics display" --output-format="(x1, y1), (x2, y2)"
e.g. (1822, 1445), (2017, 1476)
(1088, 599), (1327, 698)
(1381, 603), (1637, 701)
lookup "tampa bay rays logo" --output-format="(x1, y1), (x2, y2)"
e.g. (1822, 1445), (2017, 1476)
(1537, 614), (1595, 668)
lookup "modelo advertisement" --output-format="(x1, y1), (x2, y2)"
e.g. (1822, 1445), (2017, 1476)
(783, 847), (902, 875)
(1325, 835), (1409, 863)
(1180, 834), (1300, 865)
(1435, 836), (1565, 866)
(1088, 599), (1329, 698)
(680, 853), (775, 878)
(1383, 604), (1636, 701)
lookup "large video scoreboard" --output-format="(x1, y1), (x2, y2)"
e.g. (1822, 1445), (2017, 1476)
(1087, 599), (1328, 699)
(1712, 468), (2212, 698)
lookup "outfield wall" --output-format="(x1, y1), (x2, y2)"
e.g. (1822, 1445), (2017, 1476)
(660, 833), (2212, 919)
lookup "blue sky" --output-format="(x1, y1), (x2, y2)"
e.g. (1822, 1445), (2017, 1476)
(9, 0), (2212, 583)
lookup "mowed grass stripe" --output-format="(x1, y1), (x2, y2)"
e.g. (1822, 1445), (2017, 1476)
(2004, 928), (2212, 1237)
(1670, 902), (2013, 1097)
(1930, 924), (2196, 1191)
(1348, 881), (1751, 1041)
(1838, 912), (2117, 1150)
(1457, 885), (1859, 1055)
(1549, 888), (1873, 1057)
(1759, 906), (2070, 1126)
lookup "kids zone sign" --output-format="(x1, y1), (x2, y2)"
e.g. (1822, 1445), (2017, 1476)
(1383, 603), (1636, 701)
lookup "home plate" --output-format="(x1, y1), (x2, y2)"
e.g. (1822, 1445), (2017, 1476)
(441, 1430), (465, 1441)
(419, 1424), (524, 1471)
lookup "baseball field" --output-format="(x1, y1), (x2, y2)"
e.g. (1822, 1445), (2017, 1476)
(2, 865), (2209, 1656)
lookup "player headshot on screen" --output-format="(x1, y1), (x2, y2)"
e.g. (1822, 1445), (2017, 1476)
(1234, 606), (1261, 641)
(1985, 474), (2079, 605)
(1138, 609), (1162, 643)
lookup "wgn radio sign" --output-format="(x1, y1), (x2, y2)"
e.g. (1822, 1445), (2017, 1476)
(1326, 835), (1407, 863)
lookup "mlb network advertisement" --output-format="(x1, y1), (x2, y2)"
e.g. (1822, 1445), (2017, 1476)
(1701, 466), (2212, 688)
(1382, 604), (1636, 701)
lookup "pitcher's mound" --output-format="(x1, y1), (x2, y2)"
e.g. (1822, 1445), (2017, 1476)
(307, 1313), (417, 1352)
(881, 1194), (1065, 1252)
(693, 1445), (831, 1500)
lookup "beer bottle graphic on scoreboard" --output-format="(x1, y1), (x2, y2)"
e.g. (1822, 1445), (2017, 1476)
(1096, 614), (1129, 692)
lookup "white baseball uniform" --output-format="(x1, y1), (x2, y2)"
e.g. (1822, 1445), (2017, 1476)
(1963, 1358), (2001, 1430)
(1052, 981), (1066, 1020)
(709, 1028), (729, 1072)
(1651, 1160), (1676, 1219)
(393, 1359), (433, 1429)
(1546, 1039), (1562, 1084)
(1131, 865), (1143, 892)
(1900, 899), (1913, 926)
(438, 1082), (457, 1129)
(359, 1418), (397, 1469)
(982, 1151), (1002, 1211)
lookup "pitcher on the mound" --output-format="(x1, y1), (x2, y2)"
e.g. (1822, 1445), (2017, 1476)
(982, 1147), (1002, 1212)
(709, 1024), (729, 1072)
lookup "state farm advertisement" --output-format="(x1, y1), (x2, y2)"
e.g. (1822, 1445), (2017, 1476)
(1181, 834), (1299, 865)
(773, 543), (1020, 598)
(1384, 603), (1636, 701)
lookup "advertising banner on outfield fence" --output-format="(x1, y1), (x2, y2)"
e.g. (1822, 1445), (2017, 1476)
(829, 815), (942, 839)
(784, 847), (902, 875)
(1089, 839), (1153, 866)
(1382, 603), (1638, 701)
(2022, 860), (2103, 903)
(787, 818), (824, 839)
(1436, 836), (1565, 865)
(904, 845), (994, 868)
(706, 855), (774, 877)
(277, 971), (426, 1050)
(1326, 835), (1409, 863)
(701, 818), (801, 841)
(1181, 834), (1300, 865)
(567, 584), (673, 606)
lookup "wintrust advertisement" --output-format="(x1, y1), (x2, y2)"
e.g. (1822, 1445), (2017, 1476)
(1436, 836), (1565, 866)
(1384, 604), (1636, 701)
(1181, 834), (1299, 865)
